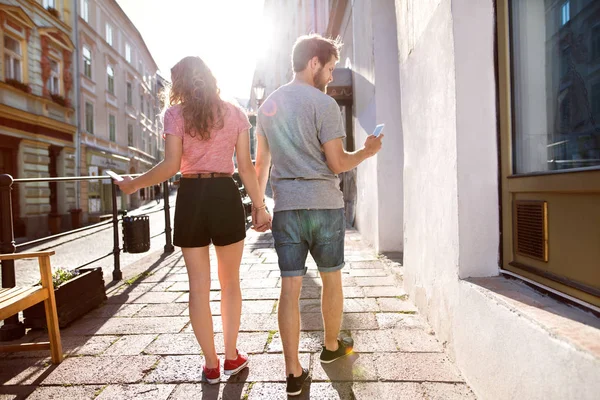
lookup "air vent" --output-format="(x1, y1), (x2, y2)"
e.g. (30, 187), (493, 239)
(514, 200), (548, 262)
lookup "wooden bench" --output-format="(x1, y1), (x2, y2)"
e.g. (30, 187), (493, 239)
(0, 251), (63, 364)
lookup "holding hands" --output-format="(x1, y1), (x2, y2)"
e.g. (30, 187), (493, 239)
(252, 203), (272, 232)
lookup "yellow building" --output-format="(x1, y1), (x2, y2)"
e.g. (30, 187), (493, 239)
(0, 0), (76, 238)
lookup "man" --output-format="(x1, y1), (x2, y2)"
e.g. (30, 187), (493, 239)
(254, 34), (383, 396)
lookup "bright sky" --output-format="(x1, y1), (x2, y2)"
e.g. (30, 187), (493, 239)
(116, 0), (267, 101)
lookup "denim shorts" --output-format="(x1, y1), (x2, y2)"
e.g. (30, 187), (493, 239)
(271, 209), (345, 277)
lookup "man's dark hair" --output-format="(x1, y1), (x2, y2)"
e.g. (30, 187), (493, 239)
(291, 34), (342, 73)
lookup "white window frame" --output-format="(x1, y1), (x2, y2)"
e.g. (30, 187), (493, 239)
(82, 45), (92, 78)
(81, 0), (89, 22)
(107, 65), (114, 94)
(3, 34), (23, 81)
(125, 43), (131, 63)
(48, 58), (61, 95)
(43, 0), (56, 9)
(105, 23), (113, 46)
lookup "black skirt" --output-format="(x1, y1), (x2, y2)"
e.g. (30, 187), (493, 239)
(173, 177), (246, 247)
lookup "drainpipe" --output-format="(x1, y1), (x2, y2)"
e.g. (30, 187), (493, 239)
(73, 0), (82, 209)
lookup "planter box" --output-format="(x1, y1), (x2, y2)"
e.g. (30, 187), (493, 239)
(23, 267), (107, 329)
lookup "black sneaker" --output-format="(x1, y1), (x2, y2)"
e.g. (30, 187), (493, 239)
(320, 337), (354, 364)
(286, 367), (309, 396)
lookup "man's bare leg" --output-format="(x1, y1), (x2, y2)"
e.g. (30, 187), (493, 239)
(278, 276), (304, 376)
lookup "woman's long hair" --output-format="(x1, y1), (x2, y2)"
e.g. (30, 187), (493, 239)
(167, 56), (226, 140)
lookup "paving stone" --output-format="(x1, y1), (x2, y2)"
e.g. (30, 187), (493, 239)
(374, 353), (463, 382)
(348, 268), (388, 277)
(342, 286), (366, 298)
(376, 313), (429, 330)
(311, 353), (378, 382)
(231, 353), (310, 382)
(184, 316), (222, 333)
(267, 331), (323, 353)
(210, 300), (276, 315)
(96, 384), (176, 400)
(240, 278), (280, 289)
(241, 288), (281, 300)
(65, 317), (189, 335)
(42, 355), (160, 384)
(300, 286), (322, 299)
(126, 292), (183, 304)
(247, 382), (347, 399)
(0, 385), (34, 399)
(165, 282), (189, 292)
(144, 355), (204, 383)
(352, 382), (425, 400)
(393, 329), (443, 352)
(377, 298), (418, 313)
(239, 314), (278, 331)
(170, 383), (249, 399)
(83, 304), (146, 319)
(212, 332), (270, 354)
(26, 385), (102, 400)
(247, 264), (280, 271)
(348, 261), (388, 269)
(134, 303), (189, 317)
(0, 358), (51, 385)
(354, 277), (398, 287)
(351, 329), (398, 352)
(145, 333), (200, 355)
(4, 335), (118, 359)
(299, 312), (324, 330)
(341, 312), (379, 330)
(162, 274), (191, 282)
(423, 382), (477, 399)
(104, 335), (157, 356)
(239, 270), (271, 279)
(364, 286), (406, 298)
(121, 282), (176, 293)
(344, 298), (380, 312)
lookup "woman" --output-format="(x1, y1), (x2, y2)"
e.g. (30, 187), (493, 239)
(116, 56), (271, 384)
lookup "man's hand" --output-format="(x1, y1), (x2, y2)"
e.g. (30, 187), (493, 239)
(364, 133), (384, 157)
(252, 207), (272, 232)
(115, 176), (137, 195)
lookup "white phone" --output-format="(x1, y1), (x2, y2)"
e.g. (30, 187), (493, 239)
(372, 124), (385, 138)
(105, 170), (124, 182)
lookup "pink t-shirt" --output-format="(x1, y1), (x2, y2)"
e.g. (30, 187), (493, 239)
(163, 102), (251, 175)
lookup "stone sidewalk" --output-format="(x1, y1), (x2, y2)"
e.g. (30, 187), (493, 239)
(1, 229), (476, 399)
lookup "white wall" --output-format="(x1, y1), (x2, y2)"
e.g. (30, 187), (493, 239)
(353, 0), (404, 253)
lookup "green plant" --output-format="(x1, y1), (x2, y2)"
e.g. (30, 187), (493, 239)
(39, 268), (77, 289)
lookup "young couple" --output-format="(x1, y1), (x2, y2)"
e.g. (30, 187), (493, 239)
(117, 34), (383, 397)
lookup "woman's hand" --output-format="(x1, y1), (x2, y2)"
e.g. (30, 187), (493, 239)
(115, 176), (137, 195)
(252, 207), (272, 232)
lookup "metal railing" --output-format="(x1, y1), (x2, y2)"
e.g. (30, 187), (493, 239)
(0, 173), (174, 341)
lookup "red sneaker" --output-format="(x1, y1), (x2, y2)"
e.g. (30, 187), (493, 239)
(223, 350), (249, 376)
(203, 362), (220, 384)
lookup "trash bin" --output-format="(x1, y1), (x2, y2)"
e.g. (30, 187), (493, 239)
(122, 215), (150, 253)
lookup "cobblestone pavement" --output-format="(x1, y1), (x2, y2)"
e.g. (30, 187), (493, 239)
(0, 229), (477, 399)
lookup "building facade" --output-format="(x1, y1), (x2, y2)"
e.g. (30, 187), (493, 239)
(253, 0), (600, 398)
(76, 0), (160, 219)
(0, 0), (77, 238)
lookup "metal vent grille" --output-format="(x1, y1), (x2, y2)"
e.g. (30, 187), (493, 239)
(515, 201), (548, 262)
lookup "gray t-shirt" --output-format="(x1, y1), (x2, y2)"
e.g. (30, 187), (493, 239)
(257, 83), (345, 212)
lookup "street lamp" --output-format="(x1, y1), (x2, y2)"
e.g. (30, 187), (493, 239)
(254, 81), (265, 109)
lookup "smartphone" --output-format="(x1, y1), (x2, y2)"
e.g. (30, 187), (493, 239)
(105, 170), (124, 182)
(372, 124), (385, 138)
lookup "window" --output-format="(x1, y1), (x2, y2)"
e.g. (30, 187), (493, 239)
(128, 124), (134, 146)
(141, 131), (146, 152)
(109, 114), (116, 141)
(146, 101), (150, 118)
(127, 82), (132, 105)
(125, 44), (131, 63)
(3, 35), (22, 81)
(561, 1), (570, 26)
(83, 46), (92, 78)
(48, 60), (60, 95)
(85, 102), (94, 134)
(592, 25), (600, 62)
(140, 95), (144, 114)
(81, 0), (89, 22)
(105, 23), (113, 46)
(43, 0), (56, 9)
(107, 65), (114, 94)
